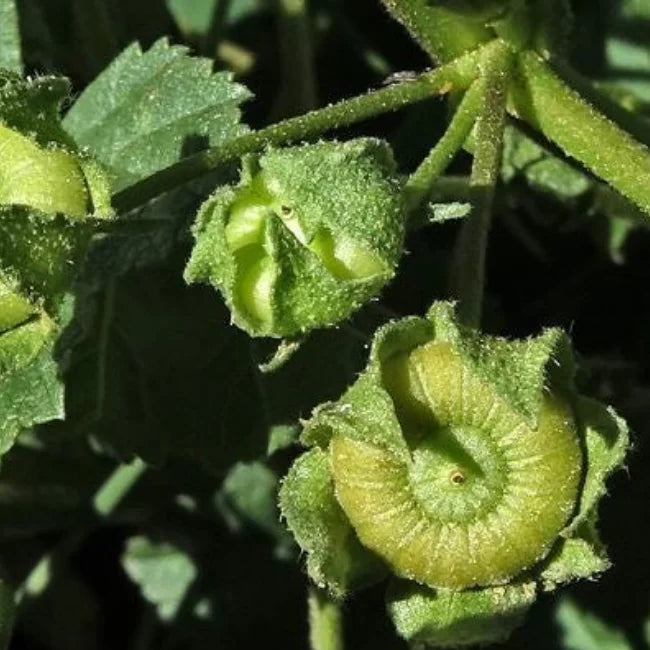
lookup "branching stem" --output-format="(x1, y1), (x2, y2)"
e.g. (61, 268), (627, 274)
(452, 41), (512, 328)
(404, 79), (482, 212)
(511, 51), (650, 216)
(112, 43), (492, 212)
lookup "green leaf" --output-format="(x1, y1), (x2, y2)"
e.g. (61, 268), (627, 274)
(428, 201), (471, 223)
(166, 0), (219, 35)
(122, 536), (197, 622)
(66, 260), (269, 471)
(556, 598), (632, 650)
(0, 71), (75, 148)
(387, 579), (537, 648)
(220, 461), (291, 546)
(279, 447), (386, 597)
(0, 315), (64, 458)
(61, 251), (365, 474)
(0, 0), (22, 73)
(63, 37), (251, 191)
(501, 127), (592, 201)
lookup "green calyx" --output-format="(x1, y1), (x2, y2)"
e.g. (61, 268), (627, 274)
(334, 342), (581, 590)
(0, 72), (114, 308)
(380, 0), (572, 62)
(185, 139), (405, 337)
(280, 302), (628, 647)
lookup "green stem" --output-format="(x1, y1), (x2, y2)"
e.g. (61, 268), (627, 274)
(452, 42), (512, 328)
(404, 80), (482, 212)
(203, 0), (232, 57)
(379, 0), (493, 63)
(93, 457), (147, 516)
(112, 44), (491, 213)
(71, 0), (120, 77)
(308, 587), (343, 650)
(511, 50), (650, 217)
(273, 0), (317, 116)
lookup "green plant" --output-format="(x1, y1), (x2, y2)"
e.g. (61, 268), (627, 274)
(0, 1), (646, 649)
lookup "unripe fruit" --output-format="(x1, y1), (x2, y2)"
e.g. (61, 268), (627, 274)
(0, 74), (113, 307)
(185, 139), (405, 337)
(280, 302), (628, 647)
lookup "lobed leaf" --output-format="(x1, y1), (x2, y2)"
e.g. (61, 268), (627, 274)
(63, 38), (252, 191)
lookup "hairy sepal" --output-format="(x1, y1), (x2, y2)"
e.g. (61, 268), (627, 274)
(185, 139), (405, 337)
(387, 578), (537, 648)
(282, 301), (628, 645)
(279, 447), (387, 598)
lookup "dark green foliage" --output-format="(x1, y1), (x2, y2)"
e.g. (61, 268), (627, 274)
(0, 1), (647, 650)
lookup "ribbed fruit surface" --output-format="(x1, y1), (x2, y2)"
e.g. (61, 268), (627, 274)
(331, 342), (582, 589)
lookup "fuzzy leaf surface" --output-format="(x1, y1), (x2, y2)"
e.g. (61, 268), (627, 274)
(63, 38), (251, 191)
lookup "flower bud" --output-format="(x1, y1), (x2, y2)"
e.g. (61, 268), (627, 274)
(185, 139), (405, 337)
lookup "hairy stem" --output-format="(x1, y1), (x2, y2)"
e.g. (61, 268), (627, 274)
(112, 43), (492, 212)
(379, 0), (493, 63)
(452, 42), (511, 328)
(273, 0), (317, 116)
(405, 80), (482, 212)
(308, 587), (343, 650)
(511, 50), (650, 217)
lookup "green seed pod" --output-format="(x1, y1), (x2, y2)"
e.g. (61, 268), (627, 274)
(280, 302), (628, 647)
(0, 73), (113, 307)
(185, 139), (405, 337)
